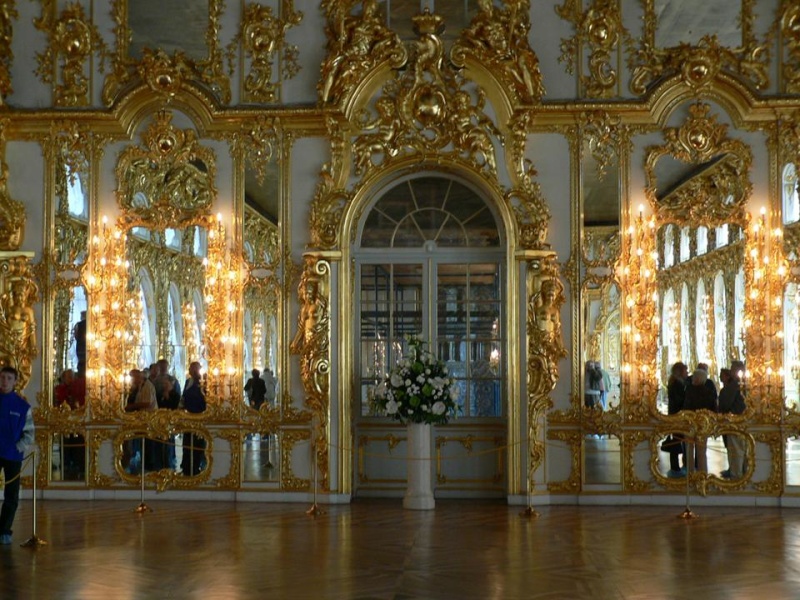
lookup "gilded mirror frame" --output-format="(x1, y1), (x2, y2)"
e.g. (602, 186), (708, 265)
(642, 100), (758, 489)
(103, 0), (229, 105)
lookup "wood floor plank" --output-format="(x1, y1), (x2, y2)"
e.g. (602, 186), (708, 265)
(0, 500), (798, 599)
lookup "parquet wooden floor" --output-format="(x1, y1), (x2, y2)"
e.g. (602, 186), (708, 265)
(1, 499), (799, 599)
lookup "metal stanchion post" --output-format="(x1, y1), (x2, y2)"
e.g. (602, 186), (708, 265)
(306, 425), (325, 517)
(21, 450), (47, 548)
(520, 423), (539, 519)
(134, 437), (152, 514)
(678, 433), (698, 520)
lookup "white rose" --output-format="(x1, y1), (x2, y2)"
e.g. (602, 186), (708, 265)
(432, 401), (446, 415)
(390, 373), (404, 388)
(385, 399), (398, 414)
(449, 386), (459, 401)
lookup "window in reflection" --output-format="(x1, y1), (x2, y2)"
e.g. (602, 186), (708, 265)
(663, 224), (675, 267)
(787, 436), (800, 486)
(193, 225), (207, 258)
(714, 273), (727, 373)
(785, 283), (800, 408)
(734, 268), (745, 359)
(697, 226), (708, 255)
(138, 276), (156, 368)
(680, 283), (691, 366)
(164, 228), (180, 249)
(716, 223), (729, 247)
(66, 167), (87, 218)
(679, 226), (690, 262)
(168, 285), (185, 384)
(695, 279), (710, 366)
(662, 288), (679, 368)
(783, 163), (799, 224)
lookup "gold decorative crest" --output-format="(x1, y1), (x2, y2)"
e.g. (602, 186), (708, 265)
(452, 0), (545, 103)
(115, 111), (216, 229)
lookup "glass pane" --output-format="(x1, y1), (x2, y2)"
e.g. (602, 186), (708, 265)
(470, 379), (500, 417)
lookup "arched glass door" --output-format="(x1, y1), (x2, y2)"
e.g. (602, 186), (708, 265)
(353, 175), (507, 497)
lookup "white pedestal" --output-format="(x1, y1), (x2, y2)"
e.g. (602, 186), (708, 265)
(403, 422), (435, 510)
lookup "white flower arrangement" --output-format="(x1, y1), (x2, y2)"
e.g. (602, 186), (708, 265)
(372, 336), (459, 425)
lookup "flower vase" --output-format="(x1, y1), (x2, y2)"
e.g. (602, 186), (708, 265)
(403, 422), (435, 510)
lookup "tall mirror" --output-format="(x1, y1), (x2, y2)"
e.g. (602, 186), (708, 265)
(579, 119), (622, 486)
(50, 150), (90, 482)
(647, 102), (751, 483)
(98, 110), (218, 481)
(242, 160), (282, 483)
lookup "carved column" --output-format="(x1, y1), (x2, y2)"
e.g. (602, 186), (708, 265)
(524, 251), (567, 493)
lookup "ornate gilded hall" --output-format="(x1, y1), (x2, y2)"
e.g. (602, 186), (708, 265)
(1, 0), (800, 515)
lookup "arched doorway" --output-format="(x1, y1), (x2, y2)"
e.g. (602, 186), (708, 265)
(352, 174), (508, 499)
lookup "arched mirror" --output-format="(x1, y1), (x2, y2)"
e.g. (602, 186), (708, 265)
(646, 102), (752, 485)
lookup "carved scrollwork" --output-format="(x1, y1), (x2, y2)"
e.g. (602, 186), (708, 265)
(290, 256), (330, 491)
(115, 111), (216, 229)
(0, 121), (25, 251)
(226, 2), (302, 103)
(779, 1), (800, 93)
(451, 0), (545, 103)
(556, 0), (632, 98)
(0, 257), (39, 392)
(34, 1), (109, 107)
(350, 10), (502, 179)
(545, 430), (582, 493)
(318, 0), (407, 107)
(225, 116), (283, 186)
(646, 103), (752, 229)
(0, 1), (16, 104)
(103, 0), (229, 105)
(280, 429), (311, 491)
(627, 1), (768, 95)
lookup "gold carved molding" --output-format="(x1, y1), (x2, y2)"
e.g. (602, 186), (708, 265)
(103, 0), (229, 106)
(628, 0), (768, 95)
(289, 255), (330, 492)
(556, 0), (632, 98)
(226, 2), (302, 104)
(33, 1), (109, 107)
(0, 120), (25, 251)
(115, 111), (216, 230)
(318, 0), (407, 108)
(646, 103), (752, 229)
(0, 253), (38, 392)
(0, 1), (16, 105)
(451, 0), (545, 104)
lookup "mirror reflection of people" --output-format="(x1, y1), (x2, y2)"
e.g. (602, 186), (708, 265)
(0, 366), (35, 545)
(583, 361), (603, 409)
(125, 368), (159, 472)
(666, 362), (688, 478)
(72, 310), (86, 374)
(682, 368), (717, 473)
(719, 367), (746, 479)
(244, 369), (266, 410)
(181, 362), (206, 476)
(263, 368), (277, 405)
